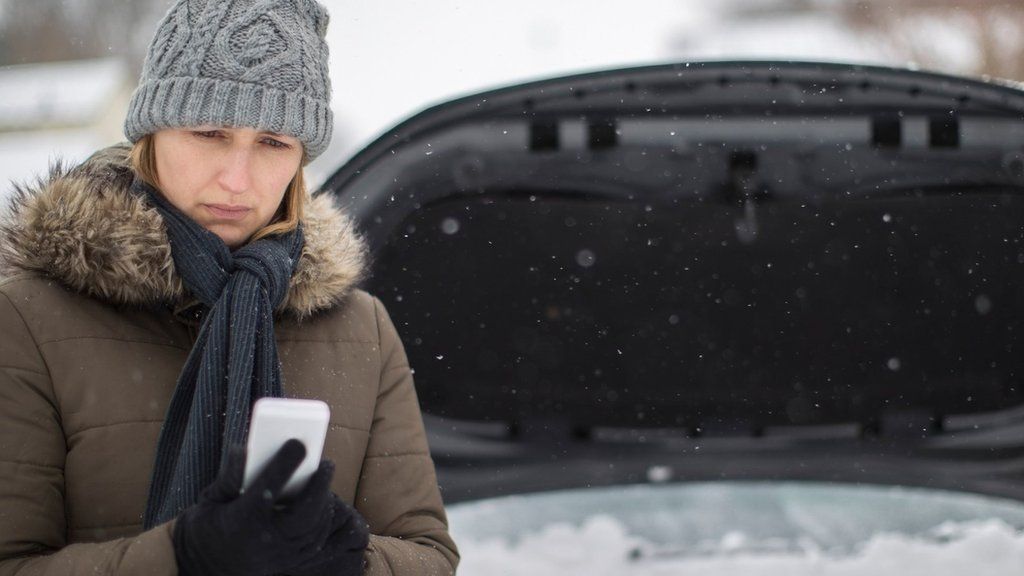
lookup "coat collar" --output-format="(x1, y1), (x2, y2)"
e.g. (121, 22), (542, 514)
(0, 143), (367, 319)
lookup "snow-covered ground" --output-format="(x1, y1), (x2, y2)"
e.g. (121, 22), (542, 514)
(448, 482), (1024, 575)
(0, 128), (110, 191)
(0, 57), (127, 131)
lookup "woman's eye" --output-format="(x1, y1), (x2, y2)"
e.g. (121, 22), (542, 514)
(263, 138), (290, 149)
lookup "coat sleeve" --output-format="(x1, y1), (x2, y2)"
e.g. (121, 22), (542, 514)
(0, 291), (178, 576)
(357, 296), (460, 576)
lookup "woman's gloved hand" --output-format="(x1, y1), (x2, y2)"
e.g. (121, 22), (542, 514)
(172, 439), (338, 576)
(285, 494), (370, 576)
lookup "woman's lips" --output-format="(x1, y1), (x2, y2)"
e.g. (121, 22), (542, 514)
(204, 204), (251, 221)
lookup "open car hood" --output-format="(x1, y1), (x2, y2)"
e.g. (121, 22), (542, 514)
(323, 61), (1024, 503)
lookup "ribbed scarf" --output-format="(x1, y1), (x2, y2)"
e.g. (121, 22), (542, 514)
(134, 178), (305, 528)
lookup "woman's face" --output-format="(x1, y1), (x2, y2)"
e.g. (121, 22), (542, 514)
(152, 126), (304, 248)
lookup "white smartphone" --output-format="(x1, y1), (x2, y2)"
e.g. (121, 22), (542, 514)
(242, 397), (331, 499)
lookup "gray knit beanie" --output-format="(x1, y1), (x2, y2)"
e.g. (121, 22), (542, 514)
(124, 0), (333, 160)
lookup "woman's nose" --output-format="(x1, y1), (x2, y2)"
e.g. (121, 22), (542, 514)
(217, 148), (254, 194)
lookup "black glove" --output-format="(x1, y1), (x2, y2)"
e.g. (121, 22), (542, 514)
(285, 494), (370, 576)
(173, 439), (338, 576)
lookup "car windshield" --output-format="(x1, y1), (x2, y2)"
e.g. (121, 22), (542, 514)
(449, 482), (1024, 574)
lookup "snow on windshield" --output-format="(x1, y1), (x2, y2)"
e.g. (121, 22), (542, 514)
(449, 482), (1024, 575)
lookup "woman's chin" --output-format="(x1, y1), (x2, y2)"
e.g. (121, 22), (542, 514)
(203, 223), (250, 249)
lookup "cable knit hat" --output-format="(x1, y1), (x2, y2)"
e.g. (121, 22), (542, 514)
(124, 0), (333, 160)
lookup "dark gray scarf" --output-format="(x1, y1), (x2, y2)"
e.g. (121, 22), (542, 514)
(135, 178), (305, 528)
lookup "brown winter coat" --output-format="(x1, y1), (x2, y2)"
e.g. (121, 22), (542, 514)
(0, 145), (458, 575)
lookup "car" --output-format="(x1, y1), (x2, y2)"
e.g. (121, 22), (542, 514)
(323, 61), (1024, 572)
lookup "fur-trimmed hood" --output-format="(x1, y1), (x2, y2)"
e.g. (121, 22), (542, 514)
(0, 144), (367, 319)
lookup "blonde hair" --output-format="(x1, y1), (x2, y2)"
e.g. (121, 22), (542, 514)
(130, 134), (306, 243)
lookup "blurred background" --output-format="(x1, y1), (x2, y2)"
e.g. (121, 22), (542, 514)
(1, 0), (1022, 189)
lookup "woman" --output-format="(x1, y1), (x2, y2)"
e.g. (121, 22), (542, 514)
(0, 0), (458, 575)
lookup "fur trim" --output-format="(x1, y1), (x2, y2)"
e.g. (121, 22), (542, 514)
(282, 193), (368, 317)
(0, 143), (367, 319)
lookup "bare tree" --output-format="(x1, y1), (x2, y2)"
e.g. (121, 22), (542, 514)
(836, 0), (1024, 80)
(0, 0), (169, 71)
